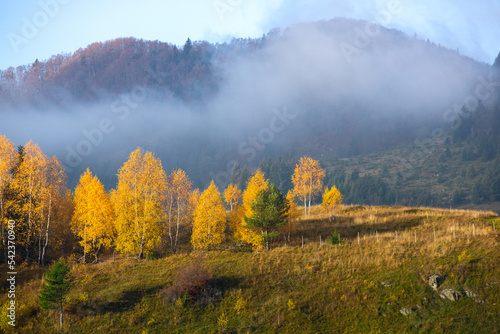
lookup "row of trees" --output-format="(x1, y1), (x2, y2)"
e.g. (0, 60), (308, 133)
(0, 134), (343, 263)
(0, 136), (72, 266)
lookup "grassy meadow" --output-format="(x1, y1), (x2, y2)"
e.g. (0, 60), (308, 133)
(1, 205), (499, 333)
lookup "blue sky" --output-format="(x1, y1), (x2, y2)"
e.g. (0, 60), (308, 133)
(1, 0), (499, 70)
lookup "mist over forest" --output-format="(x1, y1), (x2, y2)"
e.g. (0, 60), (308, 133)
(0, 18), (497, 191)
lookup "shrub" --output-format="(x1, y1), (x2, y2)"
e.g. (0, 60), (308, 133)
(328, 231), (344, 245)
(147, 251), (161, 260)
(162, 254), (220, 305)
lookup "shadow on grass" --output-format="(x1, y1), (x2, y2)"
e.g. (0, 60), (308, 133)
(294, 215), (424, 242)
(69, 286), (161, 316)
(70, 276), (242, 317)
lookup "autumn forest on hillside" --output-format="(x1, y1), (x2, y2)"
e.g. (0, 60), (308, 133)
(0, 133), (343, 266)
(1, 11), (500, 332)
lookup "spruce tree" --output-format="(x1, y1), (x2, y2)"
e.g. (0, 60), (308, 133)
(244, 184), (289, 250)
(38, 259), (73, 329)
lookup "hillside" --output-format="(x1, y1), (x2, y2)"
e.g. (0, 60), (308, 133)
(320, 93), (500, 212)
(1, 18), (496, 192)
(1, 205), (498, 333)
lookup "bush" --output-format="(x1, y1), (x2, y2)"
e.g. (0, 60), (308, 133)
(328, 231), (344, 245)
(147, 251), (161, 260)
(162, 254), (220, 305)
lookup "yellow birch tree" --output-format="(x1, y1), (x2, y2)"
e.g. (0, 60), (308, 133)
(11, 141), (48, 264)
(238, 169), (268, 248)
(73, 168), (115, 263)
(322, 186), (343, 222)
(291, 157), (325, 215)
(279, 190), (300, 240)
(224, 184), (242, 211)
(113, 148), (166, 259)
(39, 156), (68, 266)
(0, 134), (18, 262)
(191, 180), (226, 249)
(165, 169), (192, 254)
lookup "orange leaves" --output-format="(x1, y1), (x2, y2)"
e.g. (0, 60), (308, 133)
(191, 181), (226, 250)
(291, 156), (325, 215)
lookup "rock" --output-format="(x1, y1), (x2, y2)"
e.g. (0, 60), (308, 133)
(400, 308), (411, 316)
(463, 287), (477, 299)
(428, 275), (444, 290)
(439, 289), (461, 301)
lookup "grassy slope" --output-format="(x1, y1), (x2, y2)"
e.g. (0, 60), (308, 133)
(325, 134), (500, 213)
(1, 205), (499, 333)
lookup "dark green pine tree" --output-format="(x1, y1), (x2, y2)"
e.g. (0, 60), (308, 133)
(38, 259), (73, 329)
(183, 38), (192, 56)
(244, 184), (289, 250)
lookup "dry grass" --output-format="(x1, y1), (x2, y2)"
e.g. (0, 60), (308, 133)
(1, 205), (498, 333)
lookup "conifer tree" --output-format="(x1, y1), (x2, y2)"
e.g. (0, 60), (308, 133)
(244, 184), (289, 250)
(39, 258), (73, 329)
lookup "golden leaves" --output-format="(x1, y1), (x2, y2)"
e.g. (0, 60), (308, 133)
(223, 183), (242, 211)
(191, 180), (226, 249)
(73, 168), (115, 259)
(291, 156), (325, 215)
(114, 148), (167, 257)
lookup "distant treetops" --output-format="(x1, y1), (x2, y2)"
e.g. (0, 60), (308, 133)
(0, 133), (343, 260)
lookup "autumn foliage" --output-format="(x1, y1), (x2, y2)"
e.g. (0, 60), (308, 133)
(292, 157), (325, 215)
(191, 181), (226, 250)
(113, 148), (167, 259)
(239, 170), (269, 248)
(73, 169), (115, 263)
(322, 186), (343, 222)
(0, 133), (334, 263)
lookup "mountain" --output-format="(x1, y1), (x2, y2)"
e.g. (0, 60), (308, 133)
(0, 18), (498, 202)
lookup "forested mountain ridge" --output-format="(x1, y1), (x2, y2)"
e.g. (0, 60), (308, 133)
(0, 18), (490, 107)
(1, 18), (499, 209)
(0, 36), (261, 106)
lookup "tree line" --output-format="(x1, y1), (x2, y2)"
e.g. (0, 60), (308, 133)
(0, 134), (343, 264)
